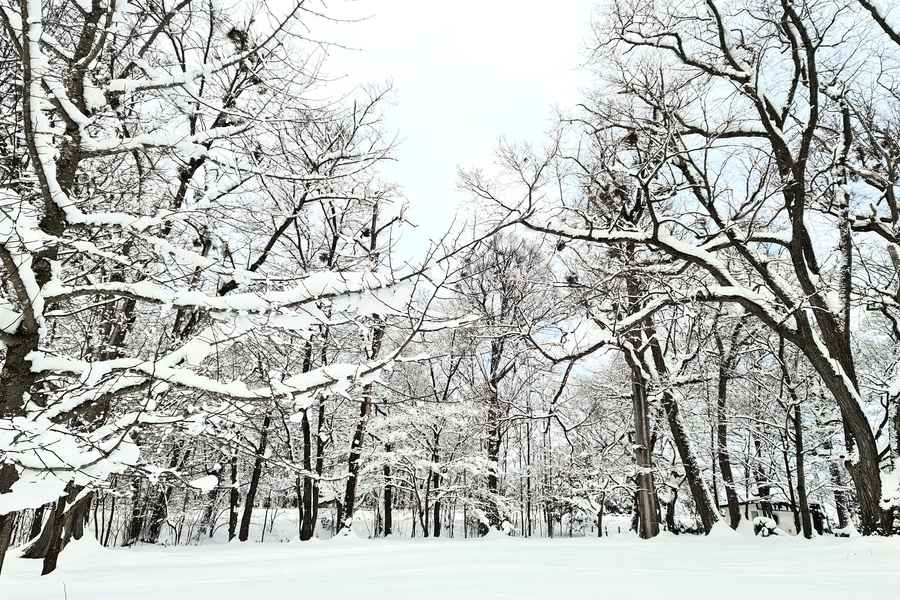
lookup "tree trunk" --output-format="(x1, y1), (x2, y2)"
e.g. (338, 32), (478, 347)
(239, 413), (271, 542)
(146, 442), (188, 544)
(228, 453), (239, 541)
(0, 512), (15, 575)
(793, 405), (813, 538)
(782, 439), (800, 533)
(383, 450), (393, 536)
(646, 321), (720, 533)
(822, 436), (851, 529)
(525, 414), (532, 537)
(432, 470), (442, 538)
(21, 494), (64, 560)
(29, 503), (46, 540)
(716, 364), (741, 529)
(341, 395), (369, 532)
(481, 333), (511, 534)
(626, 353), (660, 539)
(341, 323), (384, 531)
(665, 489), (678, 533)
(485, 382), (503, 532)
(799, 335), (887, 533)
(298, 407), (317, 541)
(895, 397), (900, 464)
(752, 436), (774, 519)
(103, 493), (116, 547)
(124, 479), (145, 546)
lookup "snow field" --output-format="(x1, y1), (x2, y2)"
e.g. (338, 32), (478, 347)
(2, 533), (896, 600)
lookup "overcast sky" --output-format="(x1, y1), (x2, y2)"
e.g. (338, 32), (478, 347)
(320, 0), (596, 253)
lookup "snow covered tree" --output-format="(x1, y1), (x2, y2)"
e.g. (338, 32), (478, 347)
(466, 0), (899, 535)
(0, 0), (451, 573)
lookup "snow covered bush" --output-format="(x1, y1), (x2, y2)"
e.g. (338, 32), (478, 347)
(752, 517), (782, 538)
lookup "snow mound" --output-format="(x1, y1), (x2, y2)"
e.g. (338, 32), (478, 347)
(330, 524), (366, 545)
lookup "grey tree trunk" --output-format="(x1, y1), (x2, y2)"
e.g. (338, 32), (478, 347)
(626, 356), (659, 539)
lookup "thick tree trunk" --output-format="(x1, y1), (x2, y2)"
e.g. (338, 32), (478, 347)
(626, 354), (659, 539)
(341, 396), (369, 531)
(239, 413), (271, 542)
(0, 512), (15, 575)
(716, 372), (741, 529)
(21, 494), (63, 560)
(22, 485), (93, 574)
(432, 470), (442, 538)
(0, 463), (20, 572)
(64, 491), (91, 546)
(124, 479), (145, 546)
(298, 408), (317, 541)
(149, 467), (182, 544)
(145, 443), (186, 544)
(305, 397), (328, 539)
(0, 0), (109, 570)
(293, 342), (319, 541)
(645, 332), (719, 533)
(808, 354), (886, 532)
(485, 393), (502, 531)
(29, 503), (46, 540)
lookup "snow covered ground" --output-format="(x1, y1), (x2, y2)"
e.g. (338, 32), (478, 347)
(2, 532), (897, 600)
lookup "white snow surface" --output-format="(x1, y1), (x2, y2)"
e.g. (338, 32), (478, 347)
(2, 535), (896, 599)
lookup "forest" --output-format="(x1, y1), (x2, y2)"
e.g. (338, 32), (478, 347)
(0, 0), (899, 597)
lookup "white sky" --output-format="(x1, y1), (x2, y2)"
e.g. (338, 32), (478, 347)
(319, 0), (597, 254)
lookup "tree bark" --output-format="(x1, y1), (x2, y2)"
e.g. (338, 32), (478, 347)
(716, 367), (741, 529)
(646, 331), (719, 533)
(793, 405), (813, 538)
(483, 338), (506, 533)
(382, 449), (393, 536)
(824, 434), (851, 530)
(239, 413), (271, 542)
(145, 442), (187, 543)
(714, 326), (743, 529)
(0, 512), (15, 575)
(124, 479), (145, 546)
(298, 400), (325, 541)
(340, 323), (384, 531)
(432, 470), (442, 538)
(625, 353), (660, 539)
(29, 503), (46, 540)
(20, 495), (63, 560)
(341, 394), (369, 532)
(228, 453), (239, 541)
